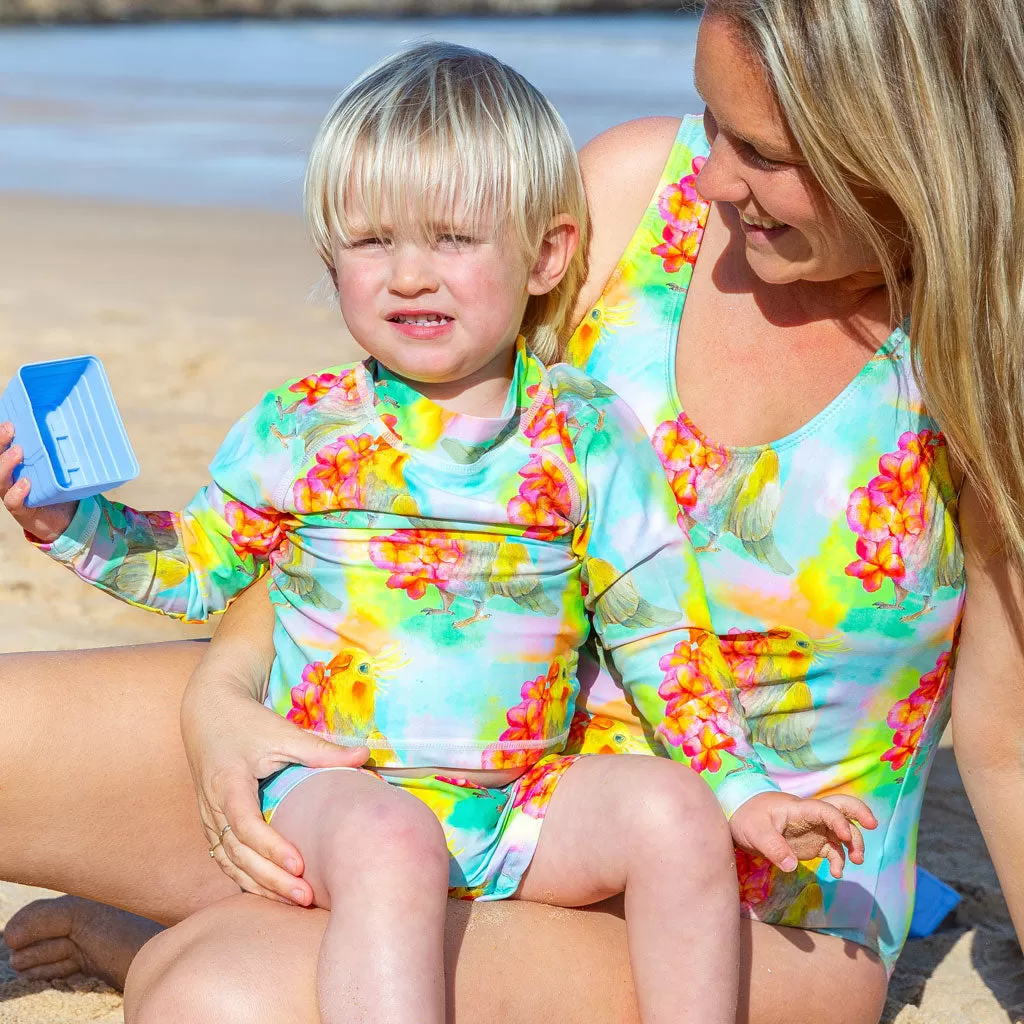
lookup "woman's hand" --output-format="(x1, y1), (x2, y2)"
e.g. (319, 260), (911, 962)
(0, 422), (77, 542)
(181, 580), (367, 905)
(730, 791), (877, 878)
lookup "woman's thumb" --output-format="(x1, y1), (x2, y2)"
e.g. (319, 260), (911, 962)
(285, 727), (369, 770)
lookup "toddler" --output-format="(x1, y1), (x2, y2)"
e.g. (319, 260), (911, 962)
(1, 43), (867, 1024)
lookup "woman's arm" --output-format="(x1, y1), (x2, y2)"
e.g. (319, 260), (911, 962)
(572, 116), (683, 328)
(179, 579), (367, 905)
(952, 482), (1024, 943)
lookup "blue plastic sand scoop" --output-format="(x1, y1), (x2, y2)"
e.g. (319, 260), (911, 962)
(909, 866), (961, 939)
(0, 356), (139, 507)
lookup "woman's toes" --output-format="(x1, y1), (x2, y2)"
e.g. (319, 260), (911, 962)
(9, 935), (83, 976)
(4, 896), (77, 951)
(3, 895), (162, 991)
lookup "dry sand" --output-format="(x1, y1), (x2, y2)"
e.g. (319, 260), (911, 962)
(0, 191), (1020, 1023)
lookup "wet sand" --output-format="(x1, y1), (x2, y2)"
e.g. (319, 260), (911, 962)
(0, 191), (1020, 1022)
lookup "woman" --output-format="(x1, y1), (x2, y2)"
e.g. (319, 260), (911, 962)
(4, 1), (1023, 1020)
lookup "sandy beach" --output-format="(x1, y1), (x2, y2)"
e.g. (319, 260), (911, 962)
(0, 191), (1020, 1023)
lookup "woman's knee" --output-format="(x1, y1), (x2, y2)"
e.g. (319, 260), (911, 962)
(124, 912), (251, 1024)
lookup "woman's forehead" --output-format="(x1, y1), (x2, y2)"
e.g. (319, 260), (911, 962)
(694, 14), (801, 159)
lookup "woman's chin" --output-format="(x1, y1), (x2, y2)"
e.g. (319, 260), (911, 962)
(743, 245), (817, 286)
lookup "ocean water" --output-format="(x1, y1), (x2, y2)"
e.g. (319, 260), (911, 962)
(0, 15), (700, 210)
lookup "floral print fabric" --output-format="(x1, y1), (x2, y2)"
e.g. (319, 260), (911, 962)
(39, 339), (776, 811)
(258, 754), (581, 901)
(565, 116), (965, 971)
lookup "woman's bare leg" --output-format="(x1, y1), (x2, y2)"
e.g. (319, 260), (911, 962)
(0, 639), (236, 922)
(124, 893), (889, 1024)
(0, 636), (237, 986)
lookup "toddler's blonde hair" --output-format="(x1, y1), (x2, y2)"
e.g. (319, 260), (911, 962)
(305, 41), (590, 365)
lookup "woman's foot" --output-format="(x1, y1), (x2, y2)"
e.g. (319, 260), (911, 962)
(3, 895), (162, 990)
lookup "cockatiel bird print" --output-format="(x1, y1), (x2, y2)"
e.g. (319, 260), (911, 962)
(565, 294), (635, 369)
(720, 627), (846, 771)
(583, 556), (680, 629)
(287, 643), (406, 766)
(652, 413), (793, 576)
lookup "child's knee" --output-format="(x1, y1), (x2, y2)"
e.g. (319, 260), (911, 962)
(326, 787), (449, 881)
(630, 759), (731, 858)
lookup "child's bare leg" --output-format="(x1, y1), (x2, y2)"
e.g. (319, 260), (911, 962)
(516, 754), (739, 1024)
(268, 769), (449, 1024)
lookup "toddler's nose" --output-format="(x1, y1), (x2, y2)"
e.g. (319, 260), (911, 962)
(388, 245), (439, 296)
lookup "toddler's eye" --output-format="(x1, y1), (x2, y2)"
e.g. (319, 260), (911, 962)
(437, 233), (474, 248)
(348, 236), (389, 249)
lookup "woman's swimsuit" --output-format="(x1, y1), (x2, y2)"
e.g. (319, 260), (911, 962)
(567, 115), (965, 972)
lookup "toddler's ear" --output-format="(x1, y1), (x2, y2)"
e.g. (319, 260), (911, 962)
(528, 215), (580, 297)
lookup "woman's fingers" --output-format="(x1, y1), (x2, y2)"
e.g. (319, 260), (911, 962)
(208, 839), (294, 903)
(217, 783), (313, 902)
(219, 825), (314, 906)
(276, 724), (369, 772)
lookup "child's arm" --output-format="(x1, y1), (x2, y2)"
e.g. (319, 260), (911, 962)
(5, 390), (296, 623)
(578, 393), (875, 871)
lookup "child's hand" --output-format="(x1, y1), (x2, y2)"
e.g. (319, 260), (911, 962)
(730, 791), (878, 878)
(0, 423), (77, 542)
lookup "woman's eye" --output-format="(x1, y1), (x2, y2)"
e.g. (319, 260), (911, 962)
(739, 142), (784, 172)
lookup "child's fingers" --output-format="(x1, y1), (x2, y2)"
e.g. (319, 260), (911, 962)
(801, 800), (854, 845)
(823, 794), (878, 831)
(845, 820), (866, 864)
(0, 444), (25, 498)
(2, 477), (31, 522)
(744, 823), (799, 872)
(821, 841), (846, 879)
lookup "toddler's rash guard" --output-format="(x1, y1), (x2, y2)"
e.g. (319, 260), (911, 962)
(39, 340), (777, 813)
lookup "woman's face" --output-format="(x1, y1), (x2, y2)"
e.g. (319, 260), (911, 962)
(693, 13), (892, 287)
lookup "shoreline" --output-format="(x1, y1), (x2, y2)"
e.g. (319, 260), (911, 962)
(2, 1), (702, 25)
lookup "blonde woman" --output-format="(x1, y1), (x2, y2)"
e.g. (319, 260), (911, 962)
(3, 1), (1023, 1021)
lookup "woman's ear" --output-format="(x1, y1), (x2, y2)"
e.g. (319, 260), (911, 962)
(527, 215), (580, 296)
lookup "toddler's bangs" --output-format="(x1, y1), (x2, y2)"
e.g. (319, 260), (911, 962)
(328, 122), (521, 252)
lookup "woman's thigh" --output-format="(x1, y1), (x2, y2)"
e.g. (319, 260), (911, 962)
(125, 893), (889, 1024)
(0, 640), (237, 923)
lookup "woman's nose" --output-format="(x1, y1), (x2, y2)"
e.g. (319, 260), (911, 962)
(694, 135), (750, 206)
(388, 245), (439, 295)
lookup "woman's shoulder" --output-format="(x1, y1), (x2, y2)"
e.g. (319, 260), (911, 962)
(574, 116), (694, 320)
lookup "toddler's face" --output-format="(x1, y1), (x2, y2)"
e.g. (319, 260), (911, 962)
(332, 202), (536, 406)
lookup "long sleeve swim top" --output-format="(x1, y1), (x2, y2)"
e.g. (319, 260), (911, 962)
(38, 339), (778, 813)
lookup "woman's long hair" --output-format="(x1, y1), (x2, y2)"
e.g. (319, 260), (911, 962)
(707, 0), (1024, 566)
